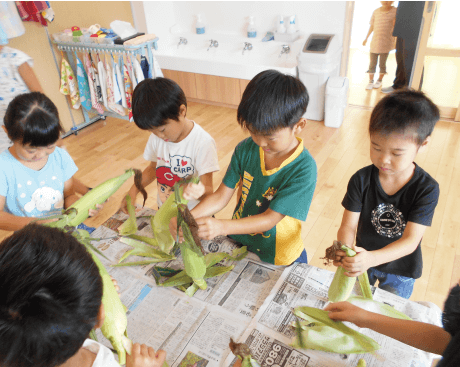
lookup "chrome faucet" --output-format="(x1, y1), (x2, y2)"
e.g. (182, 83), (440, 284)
(278, 45), (291, 57)
(207, 39), (219, 51)
(242, 42), (253, 55)
(177, 37), (187, 48)
(279, 44), (290, 57)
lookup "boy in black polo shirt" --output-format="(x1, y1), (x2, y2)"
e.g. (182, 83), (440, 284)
(334, 90), (440, 299)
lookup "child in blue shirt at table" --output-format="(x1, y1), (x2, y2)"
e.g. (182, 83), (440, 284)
(0, 223), (165, 367)
(334, 90), (440, 298)
(0, 92), (102, 232)
(178, 70), (317, 266)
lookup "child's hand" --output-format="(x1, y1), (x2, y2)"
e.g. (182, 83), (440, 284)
(324, 301), (369, 328)
(88, 203), (104, 217)
(362, 39), (367, 46)
(110, 275), (121, 296)
(182, 182), (205, 201)
(340, 246), (375, 277)
(126, 343), (166, 367)
(196, 217), (226, 240)
(332, 249), (347, 267)
(120, 193), (135, 214)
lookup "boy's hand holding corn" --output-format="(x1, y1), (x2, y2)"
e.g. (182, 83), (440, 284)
(324, 301), (369, 328)
(182, 181), (205, 201)
(126, 343), (166, 367)
(88, 203), (104, 217)
(334, 246), (376, 277)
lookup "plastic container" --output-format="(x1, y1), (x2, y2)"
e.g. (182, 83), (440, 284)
(277, 15), (286, 34)
(325, 76), (349, 128)
(247, 16), (257, 38)
(297, 33), (342, 121)
(196, 14), (205, 34)
(287, 15), (296, 34)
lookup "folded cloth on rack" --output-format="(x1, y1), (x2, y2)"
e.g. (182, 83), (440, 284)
(84, 53), (104, 114)
(105, 54), (125, 116)
(126, 54), (137, 90)
(111, 55), (123, 106)
(59, 55), (80, 109)
(123, 58), (134, 122)
(89, 53), (103, 103)
(0, 2), (25, 44)
(75, 53), (92, 111)
(123, 33), (157, 46)
(15, 1), (48, 26)
(133, 57), (144, 83)
(140, 55), (149, 79)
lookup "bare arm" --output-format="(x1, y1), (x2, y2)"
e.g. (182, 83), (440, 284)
(325, 302), (451, 355)
(73, 177), (91, 196)
(191, 181), (235, 219)
(363, 24), (374, 46)
(198, 172), (214, 201)
(63, 177), (80, 208)
(18, 62), (43, 93)
(337, 209), (360, 247)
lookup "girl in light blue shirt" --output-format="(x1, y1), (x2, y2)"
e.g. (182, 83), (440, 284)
(0, 92), (101, 231)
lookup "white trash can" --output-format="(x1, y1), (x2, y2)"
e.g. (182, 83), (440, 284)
(297, 34), (342, 121)
(324, 76), (349, 128)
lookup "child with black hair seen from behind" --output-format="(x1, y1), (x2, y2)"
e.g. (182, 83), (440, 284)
(173, 69), (317, 266)
(0, 92), (103, 232)
(333, 90), (440, 299)
(0, 223), (166, 367)
(120, 77), (219, 213)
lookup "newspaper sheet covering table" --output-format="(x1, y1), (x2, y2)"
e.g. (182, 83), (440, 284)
(90, 209), (442, 367)
(223, 263), (443, 367)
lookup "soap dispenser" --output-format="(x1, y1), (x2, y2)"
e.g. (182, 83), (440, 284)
(247, 16), (257, 38)
(277, 15), (286, 34)
(287, 15), (296, 34)
(196, 14), (205, 34)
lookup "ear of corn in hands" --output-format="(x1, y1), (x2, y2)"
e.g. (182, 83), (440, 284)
(323, 241), (373, 302)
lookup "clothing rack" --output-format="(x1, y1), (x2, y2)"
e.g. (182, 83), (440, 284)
(52, 37), (159, 136)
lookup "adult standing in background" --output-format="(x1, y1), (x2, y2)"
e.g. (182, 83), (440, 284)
(381, 1), (426, 93)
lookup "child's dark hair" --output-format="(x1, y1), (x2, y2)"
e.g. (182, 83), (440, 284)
(369, 89), (440, 145)
(4, 92), (64, 147)
(237, 69), (309, 134)
(0, 224), (103, 367)
(132, 77), (187, 129)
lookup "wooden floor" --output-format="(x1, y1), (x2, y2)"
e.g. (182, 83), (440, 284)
(1, 101), (457, 308)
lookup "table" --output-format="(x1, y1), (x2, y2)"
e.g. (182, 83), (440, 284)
(91, 207), (442, 367)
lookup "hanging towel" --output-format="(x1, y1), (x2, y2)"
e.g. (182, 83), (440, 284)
(126, 54), (137, 90)
(123, 55), (134, 122)
(15, 1), (48, 26)
(140, 55), (149, 79)
(111, 55), (122, 106)
(133, 56), (144, 84)
(84, 52), (104, 114)
(115, 57), (127, 109)
(152, 55), (164, 78)
(59, 54), (80, 109)
(105, 53), (125, 116)
(97, 53), (108, 109)
(75, 52), (92, 111)
(89, 53), (103, 103)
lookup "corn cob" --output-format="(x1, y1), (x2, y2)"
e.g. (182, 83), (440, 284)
(292, 306), (380, 354)
(328, 243), (357, 302)
(88, 247), (129, 365)
(229, 338), (261, 367)
(357, 359), (366, 367)
(67, 169), (144, 227)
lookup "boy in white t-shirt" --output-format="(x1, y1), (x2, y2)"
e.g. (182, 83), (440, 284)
(0, 223), (165, 367)
(121, 78), (219, 212)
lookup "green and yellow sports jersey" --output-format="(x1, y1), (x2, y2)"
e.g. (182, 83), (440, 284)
(223, 137), (317, 265)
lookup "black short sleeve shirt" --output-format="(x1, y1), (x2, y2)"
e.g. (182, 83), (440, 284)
(342, 164), (439, 278)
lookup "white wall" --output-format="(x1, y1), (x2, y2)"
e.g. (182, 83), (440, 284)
(141, 1), (347, 43)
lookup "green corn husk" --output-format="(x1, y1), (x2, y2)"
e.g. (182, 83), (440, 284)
(358, 271), (373, 300)
(88, 247), (130, 365)
(160, 265), (234, 288)
(180, 242), (207, 289)
(292, 306), (380, 354)
(328, 244), (358, 303)
(67, 169), (142, 227)
(118, 237), (174, 263)
(347, 296), (412, 320)
(357, 359), (367, 367)
(118, 195), (138, 235)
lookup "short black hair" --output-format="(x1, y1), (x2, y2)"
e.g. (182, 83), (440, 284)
(237, 69), (309, 134)
(132, 77), (187, 129)
(0, 224), (103, 367)
(4, 92), (64, 147)
(369, 89), (440, 145)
